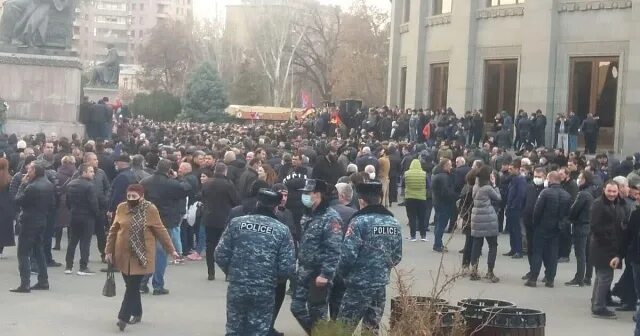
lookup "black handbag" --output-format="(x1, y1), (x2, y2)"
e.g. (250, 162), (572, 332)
(102, 263), (116, 297)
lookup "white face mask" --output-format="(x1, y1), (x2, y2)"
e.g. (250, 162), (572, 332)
(543, 180), (549, 188)
(533, 177), (544, 186)
(369, 173), (376, 180)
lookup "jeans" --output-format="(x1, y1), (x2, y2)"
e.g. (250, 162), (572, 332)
(568, 134), (578, 153)
(470, 236), (498, 271)
(405, 199), (426, 239)
(425, 198), (433, 231)
(572, 226), (589, 282)
(169, 226), (182, 255)
(506, 208), (522, 254)
(556, 133), (569, 151)
(180, 221), (194, 255)
(119, 274), (143, 321)
(65, 218), (95, 270)
(434, 204), (452, 250)
(529, 231), (559, 282)
(592, 267), (614, 312)
(612, 259), (637, 306)
(142, 241), (167, 290)
(17, 226), (48, 287)
(205, 226), (224, 276)
(196, 224), (206, 254)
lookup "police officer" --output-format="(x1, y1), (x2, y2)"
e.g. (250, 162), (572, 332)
(337, 181), (403, 335)
(291, 179), (344, 335)
(215, 189), (295, 336)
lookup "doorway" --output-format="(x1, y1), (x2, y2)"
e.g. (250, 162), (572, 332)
(483, 59), (518, 123)
(568, 57), (619, 151)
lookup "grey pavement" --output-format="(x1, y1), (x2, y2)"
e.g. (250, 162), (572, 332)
(0, 204), (632, 335)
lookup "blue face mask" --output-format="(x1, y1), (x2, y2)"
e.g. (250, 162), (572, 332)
(301, 194), (313, 208)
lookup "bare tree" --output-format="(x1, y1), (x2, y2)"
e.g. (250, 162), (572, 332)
(249, 5), (306, 107)
(292, 3), (342, 103)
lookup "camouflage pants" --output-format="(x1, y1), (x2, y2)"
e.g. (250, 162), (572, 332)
(338, 286), (386, 335)
(290, 268), (328, 334)
(226, 284), (275, 336)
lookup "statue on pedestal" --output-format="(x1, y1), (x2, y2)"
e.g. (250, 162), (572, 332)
(89, 44), (120, 88)
(0, 0), (74, 48)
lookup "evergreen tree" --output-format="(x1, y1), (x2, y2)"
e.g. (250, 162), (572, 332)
(130, 91), (181, 121)
(180, 61), (230, 122)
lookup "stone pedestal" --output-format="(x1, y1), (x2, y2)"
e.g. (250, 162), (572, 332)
(0, 51), (84, 137)
(83, 87), (120, 104)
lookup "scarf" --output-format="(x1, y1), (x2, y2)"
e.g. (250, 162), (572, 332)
(129, 200), (150, 267)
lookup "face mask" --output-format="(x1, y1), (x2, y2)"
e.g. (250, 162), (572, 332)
(520, 172), (527, 177)
(369, 173), (376, 180)
(127, 199), (140, 207)
(301, 194), (313, 208)
(533, 177), (544, 186)
(543, 180), (549, 188)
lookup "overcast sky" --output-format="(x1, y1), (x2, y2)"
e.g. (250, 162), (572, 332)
(194, 0), (391, 21)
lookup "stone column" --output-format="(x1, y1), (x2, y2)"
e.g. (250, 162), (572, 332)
(621, 0), (640, 154)
(386, 0), (403, 106)
(518, 0), (558, 144)
(446, 0), (478, 116)
(403, 0), (429, 109)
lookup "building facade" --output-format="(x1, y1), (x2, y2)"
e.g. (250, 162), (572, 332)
(73, 0), (193, 65)
(387, 0), (640, 153)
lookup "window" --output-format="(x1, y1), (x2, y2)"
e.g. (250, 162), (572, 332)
(433, 0), (452, 15)
(139, 30), (144, 38)
(95, 15), (126, 24)
(399, 67), (408, 109)
(131, 30), (135, 37)
(489, 0), (525, 6)
(131, 3), (136, 10)
(97, 2), (126, 11)
(429, 63), (449, 111)
(140, 3), (144, 10)
(139, 16), (143, 24)
(403, 0), (411, 23)
(483, 59), (518, 122)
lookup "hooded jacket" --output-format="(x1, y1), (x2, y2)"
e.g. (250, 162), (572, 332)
(403, 159), (426, 201)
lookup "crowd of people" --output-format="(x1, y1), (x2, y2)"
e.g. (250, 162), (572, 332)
(0, 103), (637, 335)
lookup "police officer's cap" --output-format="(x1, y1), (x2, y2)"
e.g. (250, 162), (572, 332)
(299, 179), (329, 193)
(356, 181), (383, 196)
(257, 188), (282, 207)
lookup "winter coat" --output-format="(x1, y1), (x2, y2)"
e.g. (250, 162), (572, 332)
(532, 184), (572, 233)
(590, 196), (626, 269)
(471, 184), (501, 237)
(431, 166), (457, 207)
(201, 174), (240, 229)
(0, 184), (15, 247)
(569, 184), (596, 226)
(56, 163), (76, 228)
(236, 167), (259, 200)
(14, 176), (55, 229)
(105, 202), (176, 276)
(459, 184), (474, 235)
(403, 159), (426, 201)
(141, 173), (190, 228)
(65, 177), (99, 221)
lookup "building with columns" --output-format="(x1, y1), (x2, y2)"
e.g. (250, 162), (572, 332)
(387, 0), (640, 153)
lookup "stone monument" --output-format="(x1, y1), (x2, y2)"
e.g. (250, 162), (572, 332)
(84, 44), (121, 103)
(0, 0), (84, 137)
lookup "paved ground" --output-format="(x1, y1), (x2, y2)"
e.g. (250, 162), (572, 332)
(0, 204), (633, 335)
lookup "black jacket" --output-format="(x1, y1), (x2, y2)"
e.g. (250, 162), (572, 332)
(201, 174), (240, 229)
(532, 184), (572, 233)
(312, 155), (345, 186)
(141, 173), (190, 228)
(452, 166), (471, 194)
(356, 154), (379, 173)
(522, 181), (544, 227)
(431, 166), (457, 207)
(15, 176), (55, 229)
(622, 206), (640, 264)
(66, 177), (99, 221)
(569, 184), (596, 226)
(590, 196), (626, 269)
(236, 167), (258, 200)
(226, 160), (246, 185)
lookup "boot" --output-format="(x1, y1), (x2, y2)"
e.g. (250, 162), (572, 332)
(469, 266), (480, 281)
(485, 270), (500, 283)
